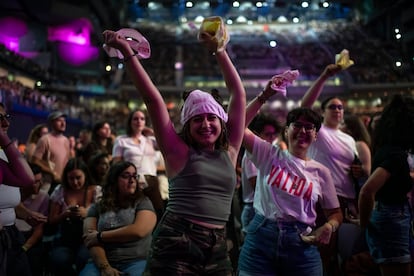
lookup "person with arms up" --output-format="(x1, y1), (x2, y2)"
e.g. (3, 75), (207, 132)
(359, 95), (414, 276)
(238, 79), (342, 276)
(80, 161), (156, 276)
(0, 102), (36, 276)
(300, 63), (362, 276)
(102, 15), (245, 275)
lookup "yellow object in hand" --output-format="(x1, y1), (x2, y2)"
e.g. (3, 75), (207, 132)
(198, 16), (229, 52)
(335, 49), (354, 69)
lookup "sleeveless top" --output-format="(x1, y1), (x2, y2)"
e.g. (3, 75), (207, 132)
(167, 148), (236, 225)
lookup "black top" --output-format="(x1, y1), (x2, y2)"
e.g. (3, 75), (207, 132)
(374, 145), (413, 204)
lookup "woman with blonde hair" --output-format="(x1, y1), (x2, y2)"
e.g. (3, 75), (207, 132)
(24, 123), (48, 161)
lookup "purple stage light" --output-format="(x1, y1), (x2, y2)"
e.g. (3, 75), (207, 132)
(56, 42), (99, 66)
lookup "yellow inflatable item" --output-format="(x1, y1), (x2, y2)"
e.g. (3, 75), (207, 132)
(198, 16), (229, 52)
(335, 49), (354, 69)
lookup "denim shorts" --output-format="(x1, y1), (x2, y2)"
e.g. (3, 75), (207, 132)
(238, 213), (322, 276)
(366, 201), (412, 264)
(143, 211), (232, 275)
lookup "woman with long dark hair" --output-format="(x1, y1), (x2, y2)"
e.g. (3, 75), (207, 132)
(359, 95), (414, 276)
(80, 161), (156, 276)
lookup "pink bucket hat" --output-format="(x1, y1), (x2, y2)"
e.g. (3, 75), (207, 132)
(180, 90), (228, 125)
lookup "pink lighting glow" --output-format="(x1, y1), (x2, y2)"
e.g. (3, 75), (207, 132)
(49, 18), (97, 66)
(0, 17), (28, 37)
(0, 17), (28, 52)
(56, 42), (99, 66)
(48, 18), (93, 46)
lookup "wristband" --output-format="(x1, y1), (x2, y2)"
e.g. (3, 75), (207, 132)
(123, 52), (138, 62)
(97, 231), (104, 243)
(98, 262), (110, 271)
(257, 91), (269, 104)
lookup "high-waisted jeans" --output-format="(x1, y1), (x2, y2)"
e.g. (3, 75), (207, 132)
(238, 213), (322, 276)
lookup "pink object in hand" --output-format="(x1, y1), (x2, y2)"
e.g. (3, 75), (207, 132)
(103, 28), (151, 59)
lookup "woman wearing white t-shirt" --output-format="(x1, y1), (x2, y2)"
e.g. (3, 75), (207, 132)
(301, 63), (363, 276)
(238, 82), (342, 275)
(112, 110), (164, 220)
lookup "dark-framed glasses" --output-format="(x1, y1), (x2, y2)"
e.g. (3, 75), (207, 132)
(0, 114), (11, 121)
(327, 104), (344, 111)
(291, 122), (315, 132)
(120, 173), (138, 181)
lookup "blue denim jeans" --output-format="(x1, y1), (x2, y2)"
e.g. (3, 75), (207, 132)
(48, 244), (90, 275)
(144, 211), (232, 275)
(79, 259), (146, 276)
(241, 203), (255, 233)
(366, 201), (412, 264)
(238, 213), (322, 276)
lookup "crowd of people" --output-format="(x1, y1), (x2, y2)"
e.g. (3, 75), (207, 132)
(1, 16), (414, 276)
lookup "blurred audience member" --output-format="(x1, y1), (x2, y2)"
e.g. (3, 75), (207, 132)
(15, 163), (49, 276)
(112, 110), (164, 221)
(0, 102), (36, 275)
(81, 121), (113, 163)
(359, 95), (414, 276)
(87, 151), (110, 186)
(31, 111), (71, 193)
(48, 158), (102, 276)
(24, 124), (48, 162)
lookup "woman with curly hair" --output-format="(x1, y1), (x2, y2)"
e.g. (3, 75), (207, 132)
(80, 161), (156, 276)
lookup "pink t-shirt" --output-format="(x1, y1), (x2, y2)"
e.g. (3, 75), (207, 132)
(33, 133), (70, 178)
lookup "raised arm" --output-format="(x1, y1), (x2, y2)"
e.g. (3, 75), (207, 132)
(214, 50), (246, 164)
(300, 64), (341, 108)
(245, 80), (277, 126)
(102, 30), (187, 175)
(243, 77), (284, 154)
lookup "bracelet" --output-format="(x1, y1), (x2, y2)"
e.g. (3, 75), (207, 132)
(97, 231), (104, 243)
(327, 221), (337, 233)
(1, 140), (14, 149)
(257, 91), (269, 104)
(123, 52), (138, 62)
(22, 245), (29, 251)
(97, 262), (110, 271)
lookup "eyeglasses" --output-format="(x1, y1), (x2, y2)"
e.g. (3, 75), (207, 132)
(290, 122), (315, 132)
(0, 114), (11, 121)
(327, 104), (344, 111)
(120, 173), (138, 181)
